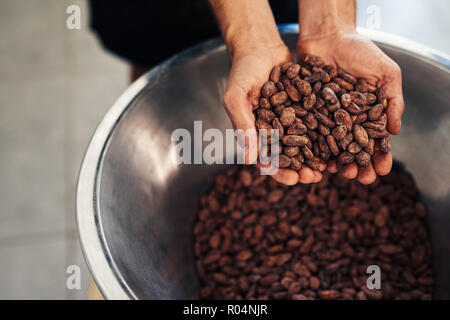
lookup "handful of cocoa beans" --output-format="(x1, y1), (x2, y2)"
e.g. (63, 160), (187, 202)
(254, 54), (390, 171)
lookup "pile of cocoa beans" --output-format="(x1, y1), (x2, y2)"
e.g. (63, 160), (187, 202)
(193, 165), (433, 300)
(254, 54), (390, 170)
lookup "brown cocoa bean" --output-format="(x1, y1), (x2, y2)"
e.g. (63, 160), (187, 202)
(338, 151), (355, 165)
(282, 135), (309, 147)
(321, 87), (338, 104)
(326, 135), (340, 156)
(270, 91), (288, 106)
(334, 109), (352, 131)
(278, 154), (292, 168)
(261, 81), (277, 98)
(333, 77), (354, 91)
(272, 118), (284, 138)
(305, 157), (321, 170)
(269, 65), (281, 83)
(356, 151), (371, 166)
(286, 122), (307, 135)
(257, 109), (275, 122)
(304, 112), (319, 130)
(314, 110), (336, 128)
(376, 88), (388, 108)
(338, 72), (357, 84)
(340, 93), (352, 107)
(303, 93), (316, 110)
(285, 85), (301, 102)
(303, 54), (325, 67)
(353, 124), (369, 147)
(293, 78), (312, 95)
(286, 64), (301, 79)
(332, 125), (347, 140)
(349, 91), (368, 106)
(318, 123), (331, 136)
(368, 104), (384, 120)
(292, 104), (308, 117)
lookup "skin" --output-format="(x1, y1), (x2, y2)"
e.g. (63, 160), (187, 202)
(298, 0), (402, 184)
(210, 0), (404, 185)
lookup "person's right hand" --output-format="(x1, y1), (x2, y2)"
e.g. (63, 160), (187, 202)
(223, 44), (326, 185)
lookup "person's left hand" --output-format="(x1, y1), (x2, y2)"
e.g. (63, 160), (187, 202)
(298, 31), (404, 184)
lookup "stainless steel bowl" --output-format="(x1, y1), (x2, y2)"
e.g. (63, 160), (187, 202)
(76, 26), (450, 299)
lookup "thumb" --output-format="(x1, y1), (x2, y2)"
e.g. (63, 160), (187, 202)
(223, 88), (258, 165)
(382, 63), (404, 135)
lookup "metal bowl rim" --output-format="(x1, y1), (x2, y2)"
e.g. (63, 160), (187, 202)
(75, 24), (450, 300)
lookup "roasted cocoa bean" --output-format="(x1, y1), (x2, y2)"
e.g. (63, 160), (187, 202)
(270, 91), (288, 106)
(269, 65), (281, 83)
(286, 64), (301, 79)
(282, 135), (309, 147)
(303, 93), (316, 110)
(285, 85), (301, 102)
(368, 104), (384, 120)
(353, 124), (369, 147)
(261, 81), (277, 98)
(334, 109), (353, 131)
(280, 107), (296, 127)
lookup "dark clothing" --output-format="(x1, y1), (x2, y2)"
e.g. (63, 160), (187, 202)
(89, 0), (297, 66)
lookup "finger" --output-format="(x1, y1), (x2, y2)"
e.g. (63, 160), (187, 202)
(357, 162), (377, 185)
(372, 151), (393, 176)
(318, 159), (327, 172)
(327, 159), (338, 173)
(270, 169), (299, 185)
(339, 162), (358, 180)
(298, 166), (316, 184)
(386, 96), (404, 135)
(382, 64), (404, 135)
(312, 170), (323, 183)
(256, 162), (299, 186)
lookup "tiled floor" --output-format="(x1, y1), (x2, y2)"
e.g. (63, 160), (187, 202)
(0, 0), (448, 299)
(0, 0), (127, 299)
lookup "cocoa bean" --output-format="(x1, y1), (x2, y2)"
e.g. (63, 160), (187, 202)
(286, 122), (307, 135)
(282, 135), (309, 147)
(334, 109), (352, 131)
(314, 110), (336, 128)
(261, 81), (277, 97)
(356, 151), (371, 166)
(280, 107), (296, 127)
(269, 65), (281, 83)
(293, 78), (312, 95)
(368, 104), (384, 120)
(338, 151), (355, 165)
(257, 109), (276, 122)
(286, 64), (301, 79)
(270, 91), (288, 106)
(303, 93), (316, 110)
(285, 85), (301, 102)
(353, 124), (369, 147)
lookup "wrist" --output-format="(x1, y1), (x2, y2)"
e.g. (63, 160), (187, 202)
(298, 0), (356, 41)
(225, 24), (285, 60)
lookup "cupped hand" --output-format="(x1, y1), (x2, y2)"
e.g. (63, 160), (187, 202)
(298, 31), (404, 184)
(223, 44), (326, 185)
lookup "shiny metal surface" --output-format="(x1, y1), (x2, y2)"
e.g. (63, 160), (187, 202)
(77, 26), (450, 299)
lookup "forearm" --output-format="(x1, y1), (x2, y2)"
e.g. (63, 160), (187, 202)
(209, 0), (283, 59)
(298, 0), (356, 40)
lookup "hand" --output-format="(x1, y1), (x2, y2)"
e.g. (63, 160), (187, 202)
(298, 31), (404, 184)
(224, 44), (326, 185)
